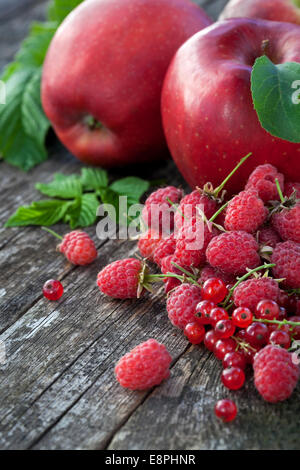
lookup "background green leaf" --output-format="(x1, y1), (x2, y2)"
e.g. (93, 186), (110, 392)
(110, 177), (150, 201)
(36, 174), (82, 199)
(64, 193), (99, 228)
(80, 168), (108, 191)
(48, 0), (85, 23)
(5, 200), (71, 227)
(251, 56), (300, 143)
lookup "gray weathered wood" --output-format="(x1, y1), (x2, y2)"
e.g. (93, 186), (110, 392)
(1, 0), (299, 451)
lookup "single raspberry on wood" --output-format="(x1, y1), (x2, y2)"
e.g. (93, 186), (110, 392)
(206, 231), (260, 276)
(253, 345), (299, 403)
(245, 164), (284, 203)
(58, 230), (97, 265)
(224, 190), (268, 233)
(233, 277), (279, 311)
(142, 186), (183, 232)
(115, 339), (172, 390)
(167, 283), (202, 329)
(138, 229), (162, 262)
(271, 241), (300, 289)
(97, 258), (149, 299)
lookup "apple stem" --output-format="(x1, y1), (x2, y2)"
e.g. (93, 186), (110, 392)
(214, 152), (252, 198)
(261, 39), (270, 56)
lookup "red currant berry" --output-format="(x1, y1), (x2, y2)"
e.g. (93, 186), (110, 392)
(215, 399), (237, 423)
(195, 300), (215, 325)
(184, 322), (205, 345)
(289, 316), (300, 340)
(221, 367), (245, 390)
(240, 344), (261, 365)
(204, 330), (219, 352)
(222, 351), (246, 370)
(245, 322), (269, 347)
(268, 323), (290, 335)
(215, 319), (236, 339)
(43, 279), (64, 301)
(202, 278), (228, 304)
(256, 299), (280, 320)
(210, 307), (229, 327)
(278, 307), (287, 321)
(214, 338), (236, 360)
(269, 330), (291, 349)
(232, 307), (253, 328)
(235, 329), (247, 341)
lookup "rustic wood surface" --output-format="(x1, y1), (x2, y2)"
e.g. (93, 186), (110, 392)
(0, 0), (300, 451)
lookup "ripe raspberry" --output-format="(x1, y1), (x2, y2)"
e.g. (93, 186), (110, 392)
(58, 230), (97, 265)
(206, 231), (260, 276)
(160, 255), (183, 293)
(253, 345), (299, 403)
(97, 258), (146, 299)
(138, 229), (161, 262)
(257, 227), (281, 249)
(115, 339), (172, 390)
(233, 277), (279, 311)
(199, 265), (236, 287)
(167, 283), (202, 329)
(175, 220), (216, 268)
(245, 164), (284, 203)
(224, 190), (268, 233)
(142, 186), (183, 232)
(174, 189), (217, 229)
(284, 182), (300, 199)
(271, 241), (300, 289)
(153, 234), (176, 266)
(272, 202), (300, 244)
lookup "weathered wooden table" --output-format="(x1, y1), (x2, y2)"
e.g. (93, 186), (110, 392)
(1, 0), (299, 451)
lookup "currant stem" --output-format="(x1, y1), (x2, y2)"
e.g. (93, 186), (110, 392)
(222, 263), (276, 306)
(41, 226), (63, 240)
(253, 317), (300, 327)
(214, 152), (252, 198)
(171, 262), (197, 280)
(275, 178), (285, 203)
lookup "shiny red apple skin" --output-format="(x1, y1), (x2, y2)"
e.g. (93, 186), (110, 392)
(41, 0), (211, 167)
(219, 0), (300, 25)
(161, 18), (300, 194)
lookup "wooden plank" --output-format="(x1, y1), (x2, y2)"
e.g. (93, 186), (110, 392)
(0, 238), (188, 449)
(108, 347), (300, 450)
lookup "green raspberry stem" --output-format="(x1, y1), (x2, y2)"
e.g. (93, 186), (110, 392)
(214, 152), (252, 198)
(41, 226), (63, 240)
(275, 178), (285, 204)
(222, 263), (276, 306)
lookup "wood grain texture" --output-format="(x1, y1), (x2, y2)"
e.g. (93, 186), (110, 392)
(1, 0), (299, 451)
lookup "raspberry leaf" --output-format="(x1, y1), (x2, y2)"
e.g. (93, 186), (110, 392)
(109, 177), (150, 202)
(36, 174), (82, 199)
(251, 56), (300, 143)
(47, 0), (84, 23)
(64, 193), (99, 229)
(5, 200), (72, 227)
(80, 168), (109, 191)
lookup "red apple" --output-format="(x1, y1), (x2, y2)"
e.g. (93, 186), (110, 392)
(42, 0), (211, 167)
(220, 0), (300, 25)
(161, 18), (300, 194)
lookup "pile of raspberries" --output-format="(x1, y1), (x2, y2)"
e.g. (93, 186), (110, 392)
(52, 161), (300, 422)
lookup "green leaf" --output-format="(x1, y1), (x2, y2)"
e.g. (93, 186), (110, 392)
(5, 200), (71, 227)
(80, 168), (108, 191)
(14, 22), (58, 68)
(109, 177), (150, 201)
(48, 0), (84, 23)
(64, 193), (99, 228)
(251, 56), (300, 143)
(0, 68), (49, 170)
(36, 174), (82, 199)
